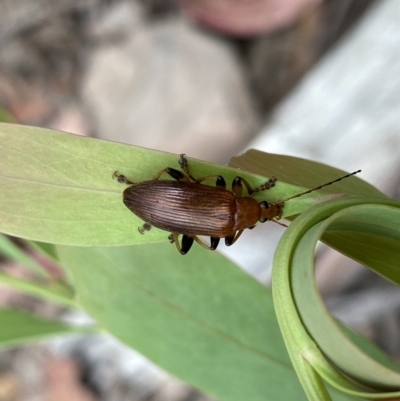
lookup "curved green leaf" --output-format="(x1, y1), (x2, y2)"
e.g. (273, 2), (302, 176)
(322, 204), (400, 284)
(272, 197), (400, 400)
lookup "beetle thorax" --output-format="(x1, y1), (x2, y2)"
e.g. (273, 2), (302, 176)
(233, 197), (261, 231)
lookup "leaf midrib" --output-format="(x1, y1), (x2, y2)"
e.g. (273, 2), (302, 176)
(0, 174), (121, 194)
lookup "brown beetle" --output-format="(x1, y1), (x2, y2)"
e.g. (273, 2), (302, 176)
(113, 154), (360, 255)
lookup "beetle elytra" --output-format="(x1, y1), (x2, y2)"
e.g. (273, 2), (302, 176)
(113, 154), (361, 255)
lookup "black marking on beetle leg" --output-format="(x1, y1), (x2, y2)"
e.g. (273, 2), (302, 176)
(225, 235), (234, 246)
(225, 230), (244, 246)
(210, 237), (220, 250)
(166, 167), (186, 181)
(216, 176), (226, 188)
(232, 177), (243, 197)
(181, 234), (194, 255)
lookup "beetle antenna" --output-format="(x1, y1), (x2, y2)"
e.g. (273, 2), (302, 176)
(272, 220), (288, 228)
(275, 170), (361, 204)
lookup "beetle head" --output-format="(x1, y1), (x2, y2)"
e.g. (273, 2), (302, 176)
(259, 201), (282, 223)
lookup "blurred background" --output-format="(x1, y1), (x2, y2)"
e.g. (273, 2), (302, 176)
(1, 0), (400, 400)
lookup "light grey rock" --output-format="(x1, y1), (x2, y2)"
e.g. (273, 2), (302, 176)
(82, 17), (260, 162)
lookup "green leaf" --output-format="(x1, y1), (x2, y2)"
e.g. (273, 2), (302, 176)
(57, 242), (360, 401)
(230, 150), (384, 198)
(0, 123), (377, 246)
(0, 271), (77, 308)
(0, 234), (75, 308)
(322, 204), (400, 284)
(0, 107), (14, 123)
(0, 308), (93, 349)
(272, 197), (400, 400)
(27, 240), (59, 262)
(0, 233), (49, 279)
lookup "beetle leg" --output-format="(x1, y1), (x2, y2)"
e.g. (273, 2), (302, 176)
(169, 233), (193, 255)
(215, 176), (226, 188)
(232, 177), (243, 197)
(181, 235), (194, 255)
(251, 177), (277, 193)
(178, 154), (226, 188)
(166, 167), (191, 182)
(153, 167), (191, 182)
(152, 169), (168, 180)
(237, 176), (277, 195)
(195, 175), (226, 188)
(138, 223), (151, 234)
(169, 233), (182, 253)
(113, 171), (135, 185)
(210, 237), (220, 250)
(225, 230), (244, 246)
(178, 154), (197, 181)
(192, 236), (219, 251)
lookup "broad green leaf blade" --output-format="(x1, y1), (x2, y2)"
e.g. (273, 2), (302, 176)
(0, 308), (93, 348)
(230, 150), (385, 198)
(272, 196), (400, 400)
(0, 123), (374, 246)
(57, 243), (356, 401)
